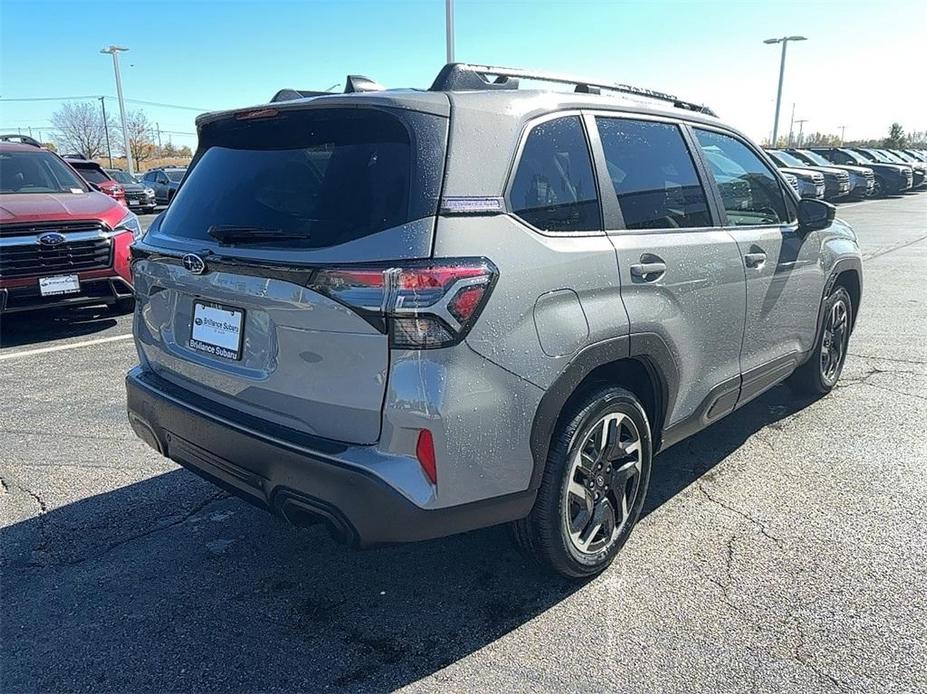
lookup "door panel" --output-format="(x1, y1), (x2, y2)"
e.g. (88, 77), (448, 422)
(589, 114), (746, 427)
(692, 127), (823, 378)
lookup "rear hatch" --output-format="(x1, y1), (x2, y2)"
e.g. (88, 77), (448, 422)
(132, 102), (448, 444)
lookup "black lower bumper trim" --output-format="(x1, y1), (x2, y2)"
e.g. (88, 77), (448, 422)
(0, 277), (132, 314)
(126, 367), (535, 547)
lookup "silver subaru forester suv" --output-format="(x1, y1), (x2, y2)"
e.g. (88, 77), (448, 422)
(127, 64), (861, 577)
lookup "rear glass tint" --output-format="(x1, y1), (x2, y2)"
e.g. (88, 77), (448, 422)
(159, 108), (440, 249)
(509, 116), (601, 232)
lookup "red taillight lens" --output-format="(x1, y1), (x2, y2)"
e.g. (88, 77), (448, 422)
(416, 429), (437, 484)
(308, 258), (497, 349)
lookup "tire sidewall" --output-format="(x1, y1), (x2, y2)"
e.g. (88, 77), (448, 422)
(550, 388), (653, 575)
(815, 286), (852, 391)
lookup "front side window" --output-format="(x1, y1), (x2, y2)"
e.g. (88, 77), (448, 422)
(596, 117), (711, 230)
(510, 116), (601, 232)
(695, 129), (788, 226)
(165, 170), (184, 182)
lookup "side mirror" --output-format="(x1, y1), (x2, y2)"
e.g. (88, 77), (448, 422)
(798, 198), (835, 232)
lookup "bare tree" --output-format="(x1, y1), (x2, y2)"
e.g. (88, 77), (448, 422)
(885, 122), (906, 149)
(50, 102), (113, 158)
(120, 110), (157, 164)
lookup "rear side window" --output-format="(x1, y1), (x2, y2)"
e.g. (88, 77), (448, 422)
(596, 118), (711, 230)
(159, 108), (433, 249)
(694, 129), (788, 226)
(509, 116), (601, 232)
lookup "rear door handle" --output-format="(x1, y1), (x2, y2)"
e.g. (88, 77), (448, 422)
(744, 252), (767, 269)
(629, 261), (667, 280)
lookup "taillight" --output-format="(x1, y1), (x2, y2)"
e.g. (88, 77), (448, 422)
(308, 258), (497, 349)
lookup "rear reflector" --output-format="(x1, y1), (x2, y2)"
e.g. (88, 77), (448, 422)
(416, 429), (437, 484)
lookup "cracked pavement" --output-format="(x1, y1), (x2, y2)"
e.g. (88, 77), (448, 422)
(1, 195), (926, 693)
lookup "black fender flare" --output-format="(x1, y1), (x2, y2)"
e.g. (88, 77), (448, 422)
(804, 256), (863, 365)
(527, 332), (679, 490)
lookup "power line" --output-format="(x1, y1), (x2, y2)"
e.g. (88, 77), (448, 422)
(0, 95), (215, 111)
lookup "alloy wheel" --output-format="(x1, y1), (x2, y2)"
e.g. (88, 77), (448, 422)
(820, 297), (849, 385)
(562, 412), (643, 556)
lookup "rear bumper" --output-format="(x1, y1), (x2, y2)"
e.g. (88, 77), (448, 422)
(126, 367), (535, 547)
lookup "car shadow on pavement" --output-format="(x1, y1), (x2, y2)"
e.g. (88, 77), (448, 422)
(1, 383), (814, 693)
(0, 305), (125, 349)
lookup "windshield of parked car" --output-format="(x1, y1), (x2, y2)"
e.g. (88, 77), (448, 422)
(879, 150), (907, 164)
(767, 150), (805, 167)
(860, 149), (891, 163)
(108, 170), (137, 184)
(164, 170), (185, 182)
(795, 150), (832, 167)
(842, 150), (872, 164)
(0, 150), (89, 194)
(72, 165), (110, 185)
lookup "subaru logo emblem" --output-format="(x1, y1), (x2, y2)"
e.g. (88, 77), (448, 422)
(182, 253), (207, 275)
(38, 232), (67, 246)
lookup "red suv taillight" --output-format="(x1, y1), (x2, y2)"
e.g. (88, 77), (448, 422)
(308, 258), (498, 349)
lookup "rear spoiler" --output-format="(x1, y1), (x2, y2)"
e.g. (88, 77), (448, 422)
(270, 75), (385, 103)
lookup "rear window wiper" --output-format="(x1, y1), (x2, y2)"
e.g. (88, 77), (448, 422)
(207, 225), (311, 243)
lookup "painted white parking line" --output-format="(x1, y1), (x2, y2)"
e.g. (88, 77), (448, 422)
(0, 334), (134, 361)
(838, 198), (896, 209)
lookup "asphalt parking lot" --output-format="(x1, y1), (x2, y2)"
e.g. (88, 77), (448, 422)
(1, 195), (926, 693)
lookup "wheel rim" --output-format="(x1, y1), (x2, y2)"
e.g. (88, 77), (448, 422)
(873, 178), (883, 196)
(820, 297), (849, 385)
(562, 412), (643, 556)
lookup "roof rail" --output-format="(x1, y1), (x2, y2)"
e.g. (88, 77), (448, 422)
(271, 74), (385, 103)
(429, 63), (716, 117)
(0, 133), (43, 147)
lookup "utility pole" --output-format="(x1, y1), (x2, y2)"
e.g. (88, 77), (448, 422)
(788, 103), (796, 147)
(156, 122), (162, 154)
(764, 36), (807, 148)
(795, 119), (808, 146)
(838, 125), (846, 144)
(99, 96), (113, 168)
(445, 0), (455, 63)
(100, 45), (134, 175)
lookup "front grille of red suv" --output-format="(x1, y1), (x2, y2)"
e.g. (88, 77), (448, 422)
(0, 221), (113, 278)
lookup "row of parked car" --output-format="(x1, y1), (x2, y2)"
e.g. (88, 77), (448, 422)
(766, 147), (927, 201)
(57, 155), (187, 214)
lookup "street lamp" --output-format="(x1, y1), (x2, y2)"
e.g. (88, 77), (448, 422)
(764, 35), (807, 147)
(100, 45), (134, 175)
(446, 0), (455, 63)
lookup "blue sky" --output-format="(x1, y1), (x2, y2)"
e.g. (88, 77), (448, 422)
(1, 0), (925, 150)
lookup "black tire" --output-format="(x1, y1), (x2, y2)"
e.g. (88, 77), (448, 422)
(512, 385), (652, 578)
(111, 297), (136, 314)
(791, 286), (852, 396)
(872, 176), (885, 198)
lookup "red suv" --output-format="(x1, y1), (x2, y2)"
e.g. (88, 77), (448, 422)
(0, 136), (140, 314)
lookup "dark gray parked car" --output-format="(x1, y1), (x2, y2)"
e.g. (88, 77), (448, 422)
(106, 168), (157, 213)
(126, 64), (862, 577)
(141, 167), (185, 205)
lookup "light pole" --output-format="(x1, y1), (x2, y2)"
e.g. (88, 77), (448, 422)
(445, 0), (455, 63)
(99, 96), (113, 168)
(100, 45), (134, 175)
(838, 125), (846, 144)
(764, 36), (807, 148)
(795, 119), (808, 146)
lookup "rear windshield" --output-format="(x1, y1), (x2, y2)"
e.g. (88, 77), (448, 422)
(73, 165), (109, 184)
(0, 151), (88, 194)
(159, 107), (439, 249)
(165, 170), (184, 182)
